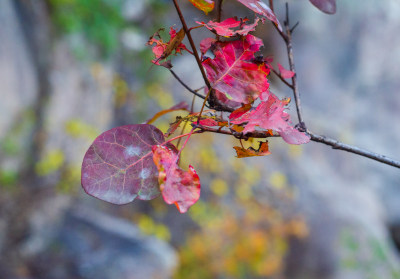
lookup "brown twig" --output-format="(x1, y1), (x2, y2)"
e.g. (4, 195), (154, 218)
(271, 68), (293, 89)
(195, 124), (400, 168)
(268, 0), (274, 12)
(308, 132), (400, 169)
(284, 2), (305, 130)
(169, 69), (206, 99)
(171, 0), (211, 90)
(217, 0), (223, 22)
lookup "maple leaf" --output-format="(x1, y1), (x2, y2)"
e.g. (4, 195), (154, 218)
(188, 0), (215, 14)
(277, 63), (295, 79)
(230, 94), (310, 144)
(202, 34), (270, 105)
(81, 124), (167, 204)
(147, 27), (191, 67)
(196, 17), (264, 37)
(233, 141), (271, 158)
(152, 145), (201, 213)
(309, 0), (336, 14)
(236, 0), (282, 31)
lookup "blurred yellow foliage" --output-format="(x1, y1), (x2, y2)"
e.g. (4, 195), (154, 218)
(269, 171), (287, 189)
(65, 119), (99, 140)
(210, 178), (229, 196)
(176, 195), (308, 279)
(137, 215), (171, 241)
(35, 149), (65, 176)
(147, 84), (175, 109)
(288, 144), (303, 158)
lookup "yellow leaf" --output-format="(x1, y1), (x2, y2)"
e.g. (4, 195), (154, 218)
(188, 0), (214, 14)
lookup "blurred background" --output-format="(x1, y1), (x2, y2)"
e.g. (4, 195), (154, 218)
(1, 0), (400, 278)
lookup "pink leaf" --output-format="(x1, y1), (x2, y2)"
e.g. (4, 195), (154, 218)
(81, 124), (166, 205)
(278, 63), (295, 79)
(198, 118), (219, 126)
(230, 94), (310, 144)
(152, 145), (201, 213)
(309, 0), (336, 14)
(196, 17), (264, 37)
(236, 0), (282, 31)
(147, 27), (191, 66)
(202, 34), (270, 104)
(199, 38), (216, 55)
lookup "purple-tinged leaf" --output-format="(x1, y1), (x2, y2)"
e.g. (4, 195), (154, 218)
(202, 34), (270, 104)
(236, 0), (282, 31)
(81, 124), (167, 204)
(309, 0), (336, 14)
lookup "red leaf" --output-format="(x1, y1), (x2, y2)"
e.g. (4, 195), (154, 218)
(202, 34), (270, 104)
(152, 145), (201, 213)
(233, 141), (271, 158)
(309, 0), (336, 14)
(188, 0), (215, 14)
(198, 118), (219, 126)
(196, 17), (264, 37)
(147, 27), (191, 67)
(278, 63), (295, 79)
(230, 94), (310, 144)
(146, 101), (189, 124)
(197, 17), (241, 37)
(236, 0), (282, 31)
(81, 124), (166, 204)
(229, 103), (252, 120)
(200, 38), (216, 55)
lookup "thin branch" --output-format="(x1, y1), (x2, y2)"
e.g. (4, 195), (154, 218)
(284, 2), (305, 129)
(271, 68), (294, 89)
(169, 69), (206, 99)
(216, 0), (223, 41)
(193, 124), (278, 139)
(308, 132), (400, 169)
(171, 0), (211, 90)
(217, 0), (223, 22)
(290, 21), (300, 33)
(268, 0), (274, 11)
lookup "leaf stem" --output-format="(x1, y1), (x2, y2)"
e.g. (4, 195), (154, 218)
(197, 87), (213, 124)
(271, 68), (293, 89)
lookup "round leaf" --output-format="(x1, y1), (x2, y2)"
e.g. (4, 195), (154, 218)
(81, 124), (166, 204)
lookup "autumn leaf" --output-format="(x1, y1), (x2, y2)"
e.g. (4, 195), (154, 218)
(198, 118), (219, 126)
(196, 17), (264, 37)
(200, 38), (217, 55)
(146, 101), (189, 124)
(230, 94), (310, 144)
(202, 34), (270, 105)
(147, 27), (191, 67)
(309, 0), (336, 14)
(236, 0), (282, 31)
(277, 63), (295, 79)
(233, 141), (271, 158)
(81, 124), (167, 204)
(152, 145), (201, 213)
(188, 0), (215, 14)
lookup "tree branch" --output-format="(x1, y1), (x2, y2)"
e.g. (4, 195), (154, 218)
(171, 0), (211, 90)
(284, 2), (305, 129)
(271, 68), (294, 89)
(169, 69), (206, 99)
(308, 132), (400, 169)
